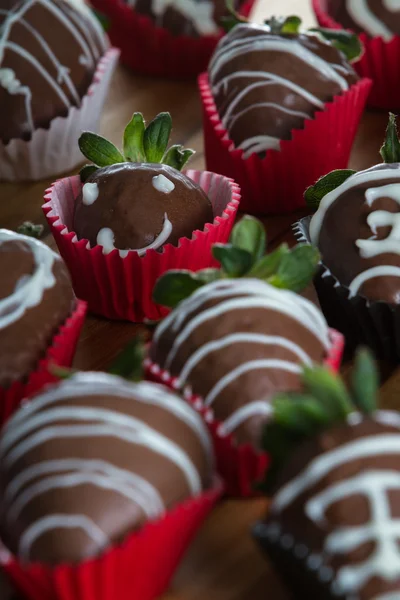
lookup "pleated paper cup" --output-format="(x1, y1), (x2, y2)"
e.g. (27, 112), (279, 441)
(43, 170), (240, 323)
(0, 48), (119, 182)
(0, 478), (223, 600)
(312, 0), (400, 110)
(0, 299), (86, 426)
(199, 72), (371, 215)
(88, 0), (255, 79)
(294, 216), (400, 363)
(144, 329), (344, 498)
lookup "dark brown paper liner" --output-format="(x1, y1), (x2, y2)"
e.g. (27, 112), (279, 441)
(0, 479), (223, 600)
(252, 520), (343, 599)
(312, 0), (400, 110)
(88, 0), (255, 79)
(43, 170), (240, 323)
(198, 73), (371, 215)
(0, 300), (86, 426)
(294, 217), (400, 362)
(144, 331), (344, 498)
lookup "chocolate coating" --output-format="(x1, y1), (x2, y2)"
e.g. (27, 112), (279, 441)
(127, 0), (240, 37)
(259, 414), (400, 599)
(326, 0), (400, 38)
(0, 229), (75, 388)
(0, 0), (107, 143)
(310, 163), (400, 304)
(150, 278), (331, 447)
(0, 373), (213, 564)
(208, 24), (358, 158)
(73, 163), (213, 253)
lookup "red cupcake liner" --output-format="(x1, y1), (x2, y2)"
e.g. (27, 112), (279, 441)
(0, 300), (86, 426)
(89, 0), (255, 79)
(144, 329), (345, 498)
(0, 478), (223, 600)
(198, 72), (371, 215)
(43, 171), (240, 323)
(312, 0), (400, 110)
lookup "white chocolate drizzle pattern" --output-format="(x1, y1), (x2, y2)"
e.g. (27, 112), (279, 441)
(153, 279), (331, 436)
(270, 411), (400, 597)
(0, 372), (212, 561)
(0, 0), (107, 137)
(96, 213), (173, 257)
(0, 229), (58, 331)
(309, 165), (400, 297)
(346, 0), (400, 41)
(209, 24), (350, 158)
(127, 0), (219, 35)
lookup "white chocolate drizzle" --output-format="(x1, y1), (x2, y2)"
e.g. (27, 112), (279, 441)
(152, 174), (175, 194)
(127, 0), (219, 35)
(270, 413), (400, 597)
(0, 372), (212, 561)
(346, 0), (400, 41)
(0, 229), (58, 331)
(96, 214), (172, 257)
(0, 0), (107, 137)
(153, 279), (331, 436)
(209, 24), (351, 157)
(310, 166), (400, 297)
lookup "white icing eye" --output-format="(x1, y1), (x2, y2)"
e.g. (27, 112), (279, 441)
(82, 182), (99, 206)
(152, 174), (175, 194)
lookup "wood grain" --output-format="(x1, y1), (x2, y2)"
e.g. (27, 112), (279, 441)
(1, 1), (398, 598)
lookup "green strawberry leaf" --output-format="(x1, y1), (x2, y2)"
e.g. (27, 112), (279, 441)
(17, 221), (44, 239)
(268, 244), (320, 293)
(221, 0), (247, 32)
(79, 164), (98, 183)
(212, 244), (254, 277)
(380, 113), (400, 164)
(79, 132), (125, 167)
(109, 335), (146, 382)
(248, 244), (290, 279)
(309, 28), (363, 62)
(230, 216), (267, 262)
(153, 269), (221, 308)
(143, 112), (172, 163)
(123, 113), (146, 162)
(304, 169), (356, 210)
(266, 15), (302, 35)
(162, 145), (195, 171)
(351, 347), (378, 415)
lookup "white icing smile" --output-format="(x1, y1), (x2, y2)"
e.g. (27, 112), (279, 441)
(96, 213), (173, 257)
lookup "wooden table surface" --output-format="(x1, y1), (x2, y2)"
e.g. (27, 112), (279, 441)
(2, 0), (400, 598)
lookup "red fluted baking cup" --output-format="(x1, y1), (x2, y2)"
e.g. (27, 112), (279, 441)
(0, 300), (86, 426)
(145, 329), (345, 498)
(89, 0), (255, 79)
(0, 478), (223, 600)
(199, 72), (371, 215)
(312, 0), (400, 110)
(43, 171), (240, 323)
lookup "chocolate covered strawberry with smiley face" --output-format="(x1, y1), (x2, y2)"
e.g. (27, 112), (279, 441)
(74, 112), (213, 257)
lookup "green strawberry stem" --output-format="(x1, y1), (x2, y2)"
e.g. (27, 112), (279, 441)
(153, 216), (320, 308)
(309, 27), (363, 62)
(79, 112), (195, 182)
(17, 222), (44, 239)
(380, 113), (400, 164)
(304, 169), (356, 210)
(261, 348), (378, 492)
